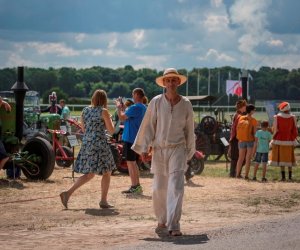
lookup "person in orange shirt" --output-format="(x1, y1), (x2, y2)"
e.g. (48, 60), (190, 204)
(235, 104), (258, 179)
(228, 99), (247, 177)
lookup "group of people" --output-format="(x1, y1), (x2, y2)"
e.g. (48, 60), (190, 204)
(60, 68), (195, 236)
(2, 67), (297, 237)
(229, 99), (298, 182)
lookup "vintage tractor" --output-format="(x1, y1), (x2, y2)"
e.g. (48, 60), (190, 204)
(0, 67), (55, 180)
(188, 95), (231, 161)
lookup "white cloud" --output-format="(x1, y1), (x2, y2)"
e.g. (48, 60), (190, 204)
(136, 55), (168, 69)
(267, 39), (283, 47)
(132, 29), (146, 49)
(203, 14), (229, 32)
(198, 48), (235, 62)
(108, 36), (118, 49)
(230, 0), (272, 55)
(24, 42), (80, 56)
(211, 0), (223, 8)
(6, 53), (34, 67)
(75, 33), (86, 43)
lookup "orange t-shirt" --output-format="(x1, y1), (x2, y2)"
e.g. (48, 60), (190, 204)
(236, 115), (258, 142)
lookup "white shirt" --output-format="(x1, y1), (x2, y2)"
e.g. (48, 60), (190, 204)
(132, 94), (196, 160)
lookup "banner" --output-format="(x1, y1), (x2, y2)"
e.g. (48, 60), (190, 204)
(226, 80), (242, 96)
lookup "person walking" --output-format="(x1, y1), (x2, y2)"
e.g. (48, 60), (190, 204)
(59, 89), (115, 209)
(115, 88), (147, 194)
(269, 102), (298, 181)
(252, 120), (273, 182)
(228, 99), (247, 177)
(235, 104), (258, 179)
(132, 68), (196, 236)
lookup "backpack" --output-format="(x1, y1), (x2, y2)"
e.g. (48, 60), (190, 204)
(236, 115), (253, 141)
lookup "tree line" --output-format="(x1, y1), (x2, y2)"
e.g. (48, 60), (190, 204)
(0, 65), (299, 105)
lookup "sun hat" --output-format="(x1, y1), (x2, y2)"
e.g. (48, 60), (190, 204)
(155, 68), (187, 87)
(278, 101), (290, 112)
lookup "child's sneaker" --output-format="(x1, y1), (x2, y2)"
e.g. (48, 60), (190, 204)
(252, 176), (257, 181)
(261, 177), (267, 182)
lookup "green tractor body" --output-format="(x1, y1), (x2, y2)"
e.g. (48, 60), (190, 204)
(0, 67), (55, 180)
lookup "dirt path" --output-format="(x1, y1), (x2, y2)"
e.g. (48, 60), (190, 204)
(1, 164), (300, 249)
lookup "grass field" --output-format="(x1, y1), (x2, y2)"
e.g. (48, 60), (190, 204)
(201, 155), (300, 181)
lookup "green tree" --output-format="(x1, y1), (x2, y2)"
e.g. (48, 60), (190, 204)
(108, 82), (130, 98)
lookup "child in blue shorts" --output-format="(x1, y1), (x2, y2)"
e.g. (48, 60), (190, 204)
(252, 121), (273, 182)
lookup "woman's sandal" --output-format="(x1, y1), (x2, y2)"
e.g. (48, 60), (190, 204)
(59, 192), (69, 209)
(169, 230), (183, 236)
(99, 201), (114, 209)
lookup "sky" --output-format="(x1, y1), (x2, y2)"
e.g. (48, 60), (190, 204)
(0, 0), (300, 71)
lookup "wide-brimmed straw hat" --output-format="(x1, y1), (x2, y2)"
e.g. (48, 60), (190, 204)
(278, 101), (290, 112)
(155, 68), (187, 87)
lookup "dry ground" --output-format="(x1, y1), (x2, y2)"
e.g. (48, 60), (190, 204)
(1, 162), (300, 249)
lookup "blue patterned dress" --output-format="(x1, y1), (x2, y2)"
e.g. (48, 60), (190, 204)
(73, 106), (116, 174)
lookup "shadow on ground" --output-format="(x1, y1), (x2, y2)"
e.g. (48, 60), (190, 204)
(142, 233), (209, 245)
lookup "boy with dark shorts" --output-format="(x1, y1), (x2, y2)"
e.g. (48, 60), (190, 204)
(116, 88), (147, 194)
(252, 121), (272, 182)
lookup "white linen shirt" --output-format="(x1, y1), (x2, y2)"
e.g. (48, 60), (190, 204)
(132, 94), (196, 162)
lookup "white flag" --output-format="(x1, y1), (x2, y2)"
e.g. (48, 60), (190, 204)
(226, 80), (242, 96)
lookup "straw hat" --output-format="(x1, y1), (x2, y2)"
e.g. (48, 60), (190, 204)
(278, 101), (290, 112)
(155, 68), (187, 87)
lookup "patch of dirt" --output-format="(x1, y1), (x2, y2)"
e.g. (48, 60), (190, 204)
(1, 163), (300, 249)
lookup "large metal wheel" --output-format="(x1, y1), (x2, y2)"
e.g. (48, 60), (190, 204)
(55, 146), (73, 168)
(200, 116), (217, 135)
(188, 155), (205, 175)
(21, 137), (55, 180)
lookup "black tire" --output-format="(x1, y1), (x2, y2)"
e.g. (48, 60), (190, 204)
(188, 155), (205, 175)
(33, 131), (50, 142)
(55, 146), (73, 168)
(21, 137), (55, 180)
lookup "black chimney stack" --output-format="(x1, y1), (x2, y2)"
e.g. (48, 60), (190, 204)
(240, 69), (248, 101)
(11, 66), (28, 141)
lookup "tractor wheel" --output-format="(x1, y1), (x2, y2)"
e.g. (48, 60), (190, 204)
(33, 131), (50, 142)
(55, 146), (73, 168)
(188, 155), (205, 175)
(21, 137), (55, 180)
(200, 116), (217, 135)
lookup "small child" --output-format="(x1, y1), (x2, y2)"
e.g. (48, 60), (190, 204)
(252, 121), (273, 182)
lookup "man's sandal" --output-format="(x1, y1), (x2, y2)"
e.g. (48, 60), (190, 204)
(169, 230), (183, 236)
(155, 224), (168, 237)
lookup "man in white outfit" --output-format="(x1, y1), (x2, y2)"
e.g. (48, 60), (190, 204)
(132, 68), (195, 236)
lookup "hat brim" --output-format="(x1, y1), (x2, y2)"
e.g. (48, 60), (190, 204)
(155, 73), (187, 88)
